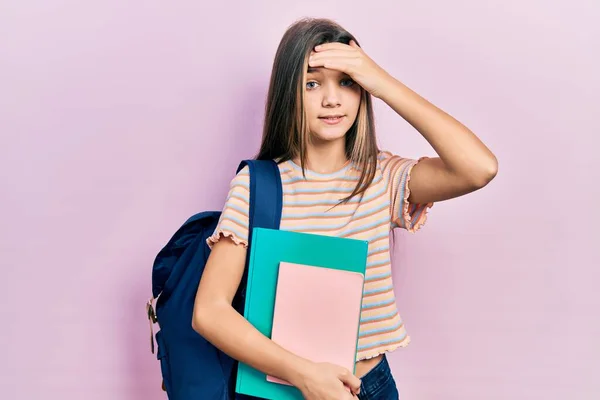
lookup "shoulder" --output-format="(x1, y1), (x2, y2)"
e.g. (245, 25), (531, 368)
(227, 160), (292, 193)
(377, 149), (415, 165)
(377, 150), (394, 163)
(225, 166), (252, 197)
(233, 160), (291, 180)
(232, 165), (250, 183)
(375, 150), (416, 176)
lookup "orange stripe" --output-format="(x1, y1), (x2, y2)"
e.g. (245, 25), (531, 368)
(369, 236), (390, 247)
(281, 189), (356, 198)
(230, 182), (250, 193)
(387, 156), (406, 188)
(219, 217), (247, 232)
(283, 189), (354, 197)
(368, 247), (388, 258)
(283, 176), (359, 185)
(229, 193), (249, 206)
(223, 204), (249, 217)
(362, 287), (394, 298)
(366, 261), (391, 270)
(379, 152), (398, 175)
(361, 302), (396, 311)
(359, 313), (397, 325)
(282, 213), (351, 221)
(359, 322), (404, 339)
(357, 336), (408, 352)
(341, 218), (388, 238)
(363, 275), (391, 285)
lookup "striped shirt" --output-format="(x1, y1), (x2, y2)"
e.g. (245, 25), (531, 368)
(207, 150), (433, 361)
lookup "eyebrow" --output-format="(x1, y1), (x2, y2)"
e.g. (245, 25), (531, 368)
(307, 67), (350, 79)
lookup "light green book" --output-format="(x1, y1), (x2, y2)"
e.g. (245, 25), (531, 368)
(235, 227), (368, 400)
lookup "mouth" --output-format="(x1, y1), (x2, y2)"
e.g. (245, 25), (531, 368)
(318, 115), (345, 125)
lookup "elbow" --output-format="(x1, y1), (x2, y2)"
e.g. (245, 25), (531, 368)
(484, 155), (499, 184)
(470, 155), (498, 189)
(192, 298), (229, 339)
(192, 302), (210, 337)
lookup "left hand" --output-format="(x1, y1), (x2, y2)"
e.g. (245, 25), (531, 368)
(308, 40), (392, 99)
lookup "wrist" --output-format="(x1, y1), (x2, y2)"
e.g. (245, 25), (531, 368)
(282, 356), (314, 389)
(376, 73), (402, 100)
(372, 71), (397, 100)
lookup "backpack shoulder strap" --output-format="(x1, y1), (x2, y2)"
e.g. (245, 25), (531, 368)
(235, 159), (282, 301)
(237, 159), (283, 236)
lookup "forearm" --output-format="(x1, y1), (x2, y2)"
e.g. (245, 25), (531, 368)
(193, 302), (311, 387)
(377, 74), (498, 182)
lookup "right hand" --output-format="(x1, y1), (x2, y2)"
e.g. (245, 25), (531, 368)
(295, 361), (361, 400)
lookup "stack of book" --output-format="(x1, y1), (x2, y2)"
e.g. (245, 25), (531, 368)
(236, 227), (368, 400)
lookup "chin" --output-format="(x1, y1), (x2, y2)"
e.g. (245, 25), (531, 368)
(311, 131), (347, 143)
(310, 123), (352, 143)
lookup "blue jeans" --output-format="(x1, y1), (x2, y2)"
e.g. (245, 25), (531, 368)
(236, 354), (399, 399)
(357, 354), (399, 400)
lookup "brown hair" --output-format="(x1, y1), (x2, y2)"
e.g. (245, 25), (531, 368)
(256, 17), (379, 202)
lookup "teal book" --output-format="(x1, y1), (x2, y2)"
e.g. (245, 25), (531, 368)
(235, 227), (369, 400)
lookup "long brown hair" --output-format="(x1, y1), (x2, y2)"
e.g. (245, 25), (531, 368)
(256, 17), (379, 202)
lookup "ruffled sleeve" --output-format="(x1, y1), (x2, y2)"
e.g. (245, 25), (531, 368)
(206, 166), (250, 248)
(379, 151), (433, 232)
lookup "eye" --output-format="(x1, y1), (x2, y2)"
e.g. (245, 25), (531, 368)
(306, 81), (319, 90)
(341, 78), (355, 87)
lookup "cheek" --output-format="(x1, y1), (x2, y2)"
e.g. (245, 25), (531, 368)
(303, 97), (320, 118)
(347, 91), (362, 115)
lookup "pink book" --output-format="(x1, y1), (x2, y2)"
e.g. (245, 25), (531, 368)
(266, 261), (365, 385)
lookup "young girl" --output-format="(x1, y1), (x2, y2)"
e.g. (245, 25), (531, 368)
(193, 17), (497, 400)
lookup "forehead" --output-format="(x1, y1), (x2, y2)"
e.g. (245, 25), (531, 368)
(306, 67), (349, 78)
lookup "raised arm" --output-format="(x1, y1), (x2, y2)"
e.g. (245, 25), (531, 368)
(377, 76), (498, 204)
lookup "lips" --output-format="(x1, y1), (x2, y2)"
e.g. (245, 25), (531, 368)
(319, 115), (344, 119)
(319, 115), (345, 125)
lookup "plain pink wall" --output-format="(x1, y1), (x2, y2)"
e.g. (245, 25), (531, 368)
(1, 1), (598, 399)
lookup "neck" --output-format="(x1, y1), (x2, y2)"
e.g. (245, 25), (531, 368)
(294, 137), (348, 174)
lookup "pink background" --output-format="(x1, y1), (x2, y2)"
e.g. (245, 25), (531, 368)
(1, 1), (598, 399)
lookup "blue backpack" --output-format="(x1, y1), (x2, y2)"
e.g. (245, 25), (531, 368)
(147, 159), (283, 400)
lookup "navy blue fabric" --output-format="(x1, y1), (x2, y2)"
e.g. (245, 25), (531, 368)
(151, 159), (282, 400)
(236, 159), (283, 300)
(357, 355), (399, 400)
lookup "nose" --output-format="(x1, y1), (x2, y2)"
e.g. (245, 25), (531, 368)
(321, 81), (341, 107)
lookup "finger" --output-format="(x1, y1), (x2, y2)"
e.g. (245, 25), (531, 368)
(309, 51), (357, 66)
(314, 42), (351, 51)
(345, 384), (361, 397)
(341, 385), (356, 400)
(338, 369), (362, 394)
(309, 57), (358, 75)
(308, 60), (349, 74)
(308, 56), (354, 69)
(310, 49), (357, 59)
(349, 39), (360, 48)
(309, 53), (356, 65)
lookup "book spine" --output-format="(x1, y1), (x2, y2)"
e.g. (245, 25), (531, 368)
(236, 227), (260, 392)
